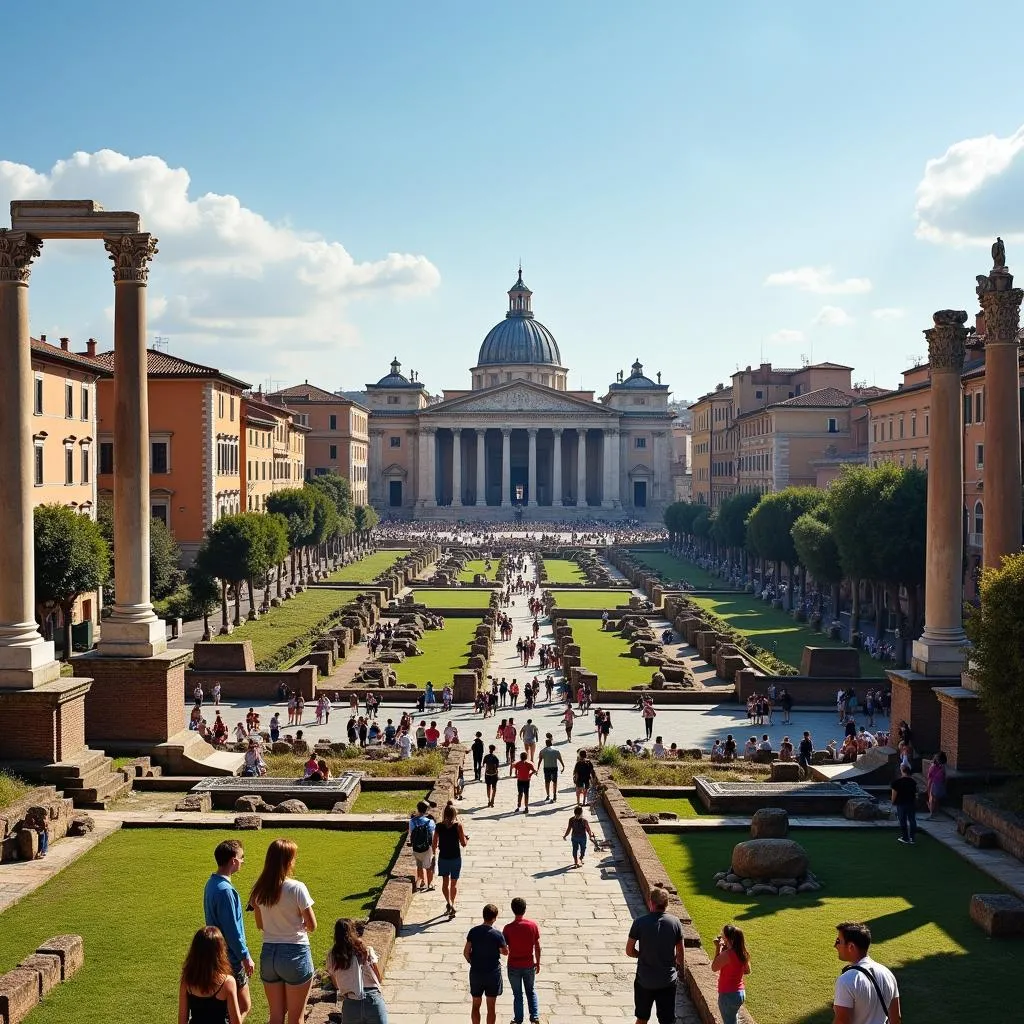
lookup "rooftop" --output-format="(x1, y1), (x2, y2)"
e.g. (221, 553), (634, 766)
(773, 387), (856, 409)
(30, 337), (111, 376)
(268, 381), (368, 408)
(92, 348), (250, 389)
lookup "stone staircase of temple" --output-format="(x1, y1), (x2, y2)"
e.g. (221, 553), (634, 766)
(40, 750), (134, 810)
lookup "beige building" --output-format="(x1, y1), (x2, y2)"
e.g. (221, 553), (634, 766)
(241, 394), (308, 513)
(689, 385), (733, 506)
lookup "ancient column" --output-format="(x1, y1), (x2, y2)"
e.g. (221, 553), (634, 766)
(552, 428), (563, 506)
(500, 428), (511, 506)
(99, 234), (166, 658)
(0, 230), (60, 687)
(451, 428), (462, 506)
(369, 429), (384, 505)
(602, 429), (617, 508)
(911, 309), (970, 676)
(527, 428), (538, 506)
(423, 427), (437, 507)
(977, 239), (1023, 567)
(576, 429), (587, 506)
(475, 428), (486, 505)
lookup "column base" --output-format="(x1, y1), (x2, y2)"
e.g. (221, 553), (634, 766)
(528, 501), (538, 507)
(99, 615), (167, 658)
(0, 638), (62, 689)
(452, 500), (463, 508)
(911, 636), (967, 677)
(933, 686), (995, 771)
(0, 677), (93, 762)
(887, 668), (958, 755)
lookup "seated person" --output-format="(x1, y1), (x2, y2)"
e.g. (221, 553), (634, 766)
(840, 736), (859, 763)
(743, 737), (758, 760)
(233, 721), (247, 744)
(858, 727), (876, 749)
(778, 737), (794, 761)
(652, 737), (666, 759)
(316, 757), (331, 781)
(710, 739), (725, 762)
(668, 742), (679, 759)
(756, 734), (773, 753)
(189, 702), (203, 730)
(242, 740), (266, 777)
(367, 722), (381, 744)
(384, 720), (397, 745)
(303, 753), (324, 780)
(723, 735), (738, 760)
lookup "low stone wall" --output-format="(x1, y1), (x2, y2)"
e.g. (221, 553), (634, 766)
(185, 665), (317, 701)
(962, 795), (1024, 861)
(0, 787), (77, 863)
(735, 669), (880, 705)
(0, 934), (83, 1024)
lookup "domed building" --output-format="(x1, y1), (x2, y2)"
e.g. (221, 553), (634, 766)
(363, 270), (673, 520)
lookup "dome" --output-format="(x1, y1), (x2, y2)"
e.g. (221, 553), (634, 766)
(609, 358), (665, 391)
(372, 357), (420, 388)
(476, 268), (563, 367)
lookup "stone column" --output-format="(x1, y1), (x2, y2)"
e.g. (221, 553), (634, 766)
(500, 428), (511, 506)
(0, 230), (60, 687)
(451, 428), (462, 506)
(576, 429), (587, 506)
(423, 427), (437, 507)
(602, 428), (620, 508)
(369, 429), (384, 505)
(527, 428), (538, 506)
(552, 428), (563, 506)
(475, 428), (486, 505)
(100, 233), (166, 658)
(911, 309), (970, 676)
(977, 243), (1023, 568)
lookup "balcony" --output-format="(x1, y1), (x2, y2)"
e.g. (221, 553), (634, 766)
(968, 532), (983, 549)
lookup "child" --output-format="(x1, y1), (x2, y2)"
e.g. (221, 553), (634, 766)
(24, 807), (49, 859)
(454, 766), (465, 801)
(563, 805), (594, 868)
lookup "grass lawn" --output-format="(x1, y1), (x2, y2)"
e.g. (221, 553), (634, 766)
(457, 559), (501, 583)
(0, 770), (31, 809)
(625, 794), (708, 818)
(351, 788), (430, 814)
(606, 755), (771, 787)
(0, 828), (401, 1024)
(548, 589), (632, 610)
(327, 549), (409, 583)
(411, 588), (494, 608)
(541, 558), (588, 583)
(651, 830), (1018, 1024)
(393, 622), (477, 686)
(629, 550), (723, 589)
(570, 618), (659, 689)
(264, 749), (445, 778)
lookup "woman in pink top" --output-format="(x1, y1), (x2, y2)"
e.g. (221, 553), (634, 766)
(712, 924), (750, 1024)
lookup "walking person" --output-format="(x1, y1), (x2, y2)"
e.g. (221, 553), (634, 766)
(471, 732), (485, 782)
(408, 801), (436, 892)
(432, 801), (469, 917)
(563, 805), (594, 868)
(798, 731), (813, 778)
(482, 744), (501, 807)
(503, 897), (541, 1024)
(464, 904), (508, 1024)
(512, 752), (537, 814)
(711, 924), (750, 1024)
(832, 921), (901, 1024)
(573, 750), (595, 807)
(325, 918), (389, 1024)
(562, 705), (578, 742)
(641, 701), (656, 741)
(890, 763), (918, 845)
(503, 719), (518, 766)
(626, 886), (685, 1024)
(203, 840), (255, 1019)
(521, 718), (539, 762)
(178, 926), (245, 1024)
(537, 735), (565, 802)
(926, 751), (947, 818)
(249, 838), (317, 1024)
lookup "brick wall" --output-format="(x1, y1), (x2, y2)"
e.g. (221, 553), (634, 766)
(937, 691), (994, 770)
(0, 681), (91, 762)
(888, 672), (942, 754)
(185, 665), (316, 701)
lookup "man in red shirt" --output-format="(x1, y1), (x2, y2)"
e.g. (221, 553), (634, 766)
(424, 721), (441, 748)
(512, 752), (537, 814)
(502, 896), (541, 1024)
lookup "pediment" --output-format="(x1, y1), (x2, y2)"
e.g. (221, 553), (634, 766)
(423, 381), (609, 417)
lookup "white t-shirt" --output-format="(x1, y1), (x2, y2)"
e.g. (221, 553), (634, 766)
(833, 957), (898, 1024)
(257, 879), (314, 944)
(398, 733), (412, 759)
(327, 946), (380, 997)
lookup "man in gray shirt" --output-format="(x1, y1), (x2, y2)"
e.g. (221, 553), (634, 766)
(536, 734), (565, 802)
(626, 886), (684, 1024)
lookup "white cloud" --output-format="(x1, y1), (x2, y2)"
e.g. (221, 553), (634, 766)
(871, 307), (905, 321)
(0, 150), (440, 376)
(916, 125), (1024, 245)
(813, 305), (853, 327)
(763, 265), (872, 295)
(768, 328), (804, 344)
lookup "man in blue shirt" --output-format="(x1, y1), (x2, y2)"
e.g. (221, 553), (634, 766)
(203, 839), (254, 1017)
(464, 903), (508, 1024)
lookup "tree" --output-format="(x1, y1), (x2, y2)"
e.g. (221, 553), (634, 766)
(96, 494), (182, 602)
(712, 492), (760, 569)
(34, 505), (110, 660)
(266, 488), (315, 585)
(196, 514), (271, 629)
(308, 473), (355, 556)
(745, 487), (823, 609)
(305, 486), (339, 578)
(354, 504), (379, 535)
(183, 562), (221, 642)
(792, 507), (843, 618)
(259, 514), (290, 611)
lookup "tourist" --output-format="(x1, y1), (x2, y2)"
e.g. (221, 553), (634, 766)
(408, 800), (436, 893)
(384, 719), (397, 746)
(397, 728), (413, 760)
(562, 704), (578, 742)
(503, 718), (518, 766)
(710, 739), (724, 762)
(779, 737), (794, 761)
(483, 744), (501, 807)
(563, 804), (594, 868)
(503, 897), (542, 1024)
(425, 681), (436, 707)
(243, 740), (267, 778)
(325, 918), (389, 1024)
(316, 758), (331, 781)
(512, 752), (537, 814)
(368, 721), (381, 745)
(303, 753), (322, 781)
(424, 721), (441, 749)
(269, 713), (281, 744)
(471, 732), (485, 781)
(432, 801), (469, 917)
(926, 751), (947, 818)
(743, 737), (758, 760)
(521, 718), (539, 762)
(598, 709), (613, 749)
(832, 921), (901, 1024)
(455, 765), (465, 800)
(711, 924), (750, 1024)
(641, 700), (657, 741)
(213, 682), (222, 707)
(415, 720), (427, 750)
(250, 838), (317, 1024)
(510, 679), (520, 707)
(626, 886), (685, 1024)
(780, 688), (793, 724)
(723, 735), (737, 761)
(358, 717), (369, 748)
(24, 806), (49, 859)
(203, 840), (254, 1019)
(321, 694), (332, 724)
(213, 714), (228, 745)
(572, 750), (594, 807)
(652, 736), (666, 759)
(536, 735), (564, 802)
(891, 763), (918, 845)
(756, 735), (772, 754)
(464, 904), (508, 1024)
(798, 732), (813, 776)
(178, 926), (244, 1024)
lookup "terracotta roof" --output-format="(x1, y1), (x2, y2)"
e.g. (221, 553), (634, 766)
(267, 382), (363, 405)
(806, 361), (854, 371)
(773, 387), (855, 409)
(92, 348), (250, 389)
(30, 338), (111, 376)
(242, 394), (294, 420)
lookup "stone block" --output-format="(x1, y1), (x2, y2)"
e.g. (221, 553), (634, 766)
(970, 893), (1024, 937)
(234, 815), (262, 830)
(844, 797), (880, 821)
(271, 740), (293, 755)
(799, 646), (860, 678)
(16, 955), (60, 998)
(0, 968), (38, 1024)
(35, 935), (84, 981)
(68, 814), (95, 836)
(770, 761), (801, 782)
(175, 792), (212, 813)
(731, 839), (809, 880)
(16, 830), (38, 861)
(274, 799), (308, 814)
(750, 808), (789, 838)
(234, 795), (273, 813)
(965, 825), (998, 849)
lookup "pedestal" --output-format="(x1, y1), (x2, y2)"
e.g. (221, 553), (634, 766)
(911, 635), (966, 678)
(887, 668), (951, 755)
(934, 686), (995, 771)
(0, 677), (92, 764)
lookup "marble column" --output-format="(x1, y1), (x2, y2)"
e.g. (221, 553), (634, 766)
(475, 428), (486, 505)
(451, 428), (462, 506)
(527, 428), (538, 506)
(912, 309), (969, 676)
(576, 429), (587, 506)
(602, 428), (618, 508)
(424, 428), (437, 506)
(0, 230), (60, 687)
(500, 428), (511, 506)
(552, 428), (563, 506)
(100, 233), (166, 658)
(978, 243), (1023, 568)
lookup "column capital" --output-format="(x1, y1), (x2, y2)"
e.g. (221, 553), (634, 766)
(527, 427), (538, 437)
(501, 426), (512, 437)
(0, 230), (43, 283)
(978, 286), (1024, 347)
(421, 425), (437, 436)
(552, 426), (563, 436)
(924, 309), (969, 372)
(103, 232), (159, 283)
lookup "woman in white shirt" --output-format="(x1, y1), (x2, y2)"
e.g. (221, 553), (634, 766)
(326, 918), (389, 1024)
(250, 839), (317, 1024)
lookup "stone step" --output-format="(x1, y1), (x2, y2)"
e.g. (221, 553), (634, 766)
(76, 776), (134, 810)
(39, 749), (110, 782)
(51, 758), (115, 792)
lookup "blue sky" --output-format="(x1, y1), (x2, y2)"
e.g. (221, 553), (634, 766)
(3, 2), (1022, 398)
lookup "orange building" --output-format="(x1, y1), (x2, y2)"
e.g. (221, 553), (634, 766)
(241, 393), (308, 512)
(94, 348), (251, 563)
(689, 384), (733, 506)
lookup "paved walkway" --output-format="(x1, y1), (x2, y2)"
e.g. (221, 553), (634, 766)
(382, 556), (699, 1024)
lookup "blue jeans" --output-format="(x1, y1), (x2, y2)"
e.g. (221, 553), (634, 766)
(718, 990), (745, 1024)
(341, 989), (389, 1024)
(38, 831), (49, 855)
(508, 966), (538, 1023)
(897, 804), (917, 842)
(571, 835), (587, 861)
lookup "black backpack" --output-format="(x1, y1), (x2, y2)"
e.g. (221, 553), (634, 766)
(410, 820), (432, 853)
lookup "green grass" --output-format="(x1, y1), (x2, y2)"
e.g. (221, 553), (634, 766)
(263, 749), (445, 778)
(548, 589), (632, 610)
(541, 558), (588, 583)
(0, 770), (31, 809)
(351, 789), (430, 814)
(457, 559), (501, 583)
(629, 550), (723, 589)
(570, 617), (663, 688)
(607, 755), (771, 786)
(393, 622), (478, 686)
(327, 549), (409, 583)
(0, 828), (401, 1024)
(625, 794), (708, 817)
(410, 588), (494, 608)
(650, 830), (1018, 1024)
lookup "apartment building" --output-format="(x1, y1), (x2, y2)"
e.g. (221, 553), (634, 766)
(689, 385), (733, 506)
(241, 393), (309, 513)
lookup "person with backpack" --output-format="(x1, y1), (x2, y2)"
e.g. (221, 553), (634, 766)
(408, 801), (436, 893)
(832, 921), (900, 1024)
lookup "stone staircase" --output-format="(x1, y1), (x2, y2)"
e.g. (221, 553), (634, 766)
(40, 750), (134, 810)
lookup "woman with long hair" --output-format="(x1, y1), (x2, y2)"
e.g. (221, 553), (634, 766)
(250, 839), (317, 1024)
(431, 801), (469, 918)
(177, 927), (243, 1024)
(711, 923), (751, 1024)
(325, 918), (389, 1024)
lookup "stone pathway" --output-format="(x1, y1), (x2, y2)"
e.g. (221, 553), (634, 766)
(382, 556), (699, 1023)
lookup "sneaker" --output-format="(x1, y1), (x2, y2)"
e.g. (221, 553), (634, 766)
(909, 839), (916, 845)
(444, 902), (452, 915)
(897, 837), (908, 844)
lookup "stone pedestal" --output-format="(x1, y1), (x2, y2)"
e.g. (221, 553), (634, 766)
(887, 669), (948, 755)
(0, 677), (92, 763)
(934, 686), (995, 771)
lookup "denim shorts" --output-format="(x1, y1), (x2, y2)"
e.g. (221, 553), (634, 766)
(437, 856), (462, 880)
(260, 942), (314, 985)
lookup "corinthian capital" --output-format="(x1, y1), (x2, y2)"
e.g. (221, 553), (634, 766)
(924, 309), (969, 372)
(0, 230), (42, 283)
(104, 232), (158, 283)
(979, 286), (1024, 346)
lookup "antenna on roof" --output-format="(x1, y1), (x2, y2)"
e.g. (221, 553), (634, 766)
(153, 335), (169, 352)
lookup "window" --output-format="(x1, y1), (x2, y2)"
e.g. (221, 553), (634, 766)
(975, 500), (984, 536)
(151, 502), (168, 527)
(975, 390), (984, 423)
(387, 395), (400, 405)
(387, 435), (402, 450)
(827, 417), (838, 433)
(911, 413), (916, 438)
(976, 442), (984, 469)
(81, 447), (90, 484)
(229, 396), (235, 421)
(151, 441), (169, 474)
(64, 445), (74, 484)
(81, 384), (90, 421)
(925, 414), (930, 435)
(963, 394), (973, 424)
(329, 444), (337, 459)
(64, 382), (74, 418)
(34, 442), (44, 485)
(872, 422), (877, 442)
(99, 442), (113, 475)
(218, 394), (225, 418)
(898, 416), (904, 439)
(34, 377), (43, 415)
(329, 414), (337, 430)
(755, 390), (763, 399)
